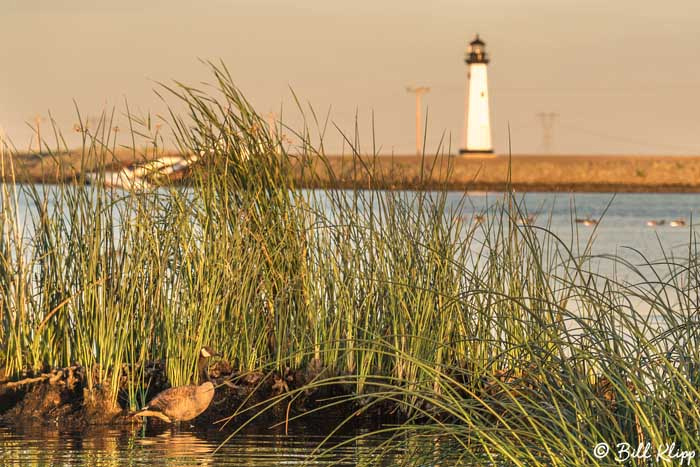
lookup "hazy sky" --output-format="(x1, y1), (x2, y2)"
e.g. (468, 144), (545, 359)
(2, 0), (699, 155)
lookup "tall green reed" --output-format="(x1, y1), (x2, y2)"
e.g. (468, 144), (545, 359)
(2, 63), (700, 467)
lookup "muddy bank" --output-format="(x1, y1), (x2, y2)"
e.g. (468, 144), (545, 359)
(0, 361), (390, 431)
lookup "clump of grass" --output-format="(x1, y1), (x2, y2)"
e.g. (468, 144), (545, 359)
(283, 198), (700, 464)
(2, 63), (700, 466)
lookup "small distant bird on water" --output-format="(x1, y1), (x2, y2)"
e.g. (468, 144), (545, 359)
(646, 220), (665, 227)
(670, 219), (686, 227)
(576, 217), (598, 226)
(133, 347), (219, 423)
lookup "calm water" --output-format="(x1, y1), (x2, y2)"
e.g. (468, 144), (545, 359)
(455, 191), (699, 258)
(313, 190), (700, 270)
(3, 187), (699, 464)
(0, 417), (419, 466)
(7, 186), (700, 264)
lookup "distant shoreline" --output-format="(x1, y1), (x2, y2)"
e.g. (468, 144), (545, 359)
(6, 152), (700, 193)
(294, 154), (700, 193)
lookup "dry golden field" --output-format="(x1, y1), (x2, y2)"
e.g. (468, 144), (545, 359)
(2, 150), (144, 183)
(296, 154), (700, 192)
(5, 151), (700, 192)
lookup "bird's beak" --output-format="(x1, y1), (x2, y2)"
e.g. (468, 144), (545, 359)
(201, 347), (221, 358)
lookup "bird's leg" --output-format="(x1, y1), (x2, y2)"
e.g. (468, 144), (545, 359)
(221, 379), (237, 388)
(133, 410), (172, 424)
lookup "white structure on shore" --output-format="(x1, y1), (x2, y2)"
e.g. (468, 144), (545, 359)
(85, 154), (199, 190)
(460, 34), (493, 154)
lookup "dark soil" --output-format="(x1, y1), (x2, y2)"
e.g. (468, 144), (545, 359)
(0, 366), (127, 429)
(0, 359), (393, 432)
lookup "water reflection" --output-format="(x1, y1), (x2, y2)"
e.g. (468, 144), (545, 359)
(0, 418), (428, 466)
(135, 430), (214, 466)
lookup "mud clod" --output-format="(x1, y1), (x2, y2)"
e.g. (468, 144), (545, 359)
(0, 359), (351, 429)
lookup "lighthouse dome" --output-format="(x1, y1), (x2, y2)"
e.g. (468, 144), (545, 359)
(470, 35), (485, 46)
(466, 34), (489, 64)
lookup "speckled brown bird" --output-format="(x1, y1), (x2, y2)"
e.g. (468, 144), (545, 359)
(133, 347), (218, 423)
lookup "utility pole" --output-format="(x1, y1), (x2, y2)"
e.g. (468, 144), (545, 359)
(34, 114), (43, 154)
(536, 112), (559, 154)
(406, 86), (430, 156)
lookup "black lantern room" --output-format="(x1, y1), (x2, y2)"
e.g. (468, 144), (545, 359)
(465, 34), (489, 64)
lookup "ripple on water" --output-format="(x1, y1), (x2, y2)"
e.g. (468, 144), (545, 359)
(0, 420), (430, 466)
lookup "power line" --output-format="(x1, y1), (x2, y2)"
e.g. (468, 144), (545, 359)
(557, 123), (700, 152)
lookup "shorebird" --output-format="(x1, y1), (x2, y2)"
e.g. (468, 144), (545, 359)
(670, 219), (686, 227)
(576, 217), (598, 226)
(133, 347), (218, 423)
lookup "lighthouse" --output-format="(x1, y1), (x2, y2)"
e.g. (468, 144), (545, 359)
(460, 34), (493, 154)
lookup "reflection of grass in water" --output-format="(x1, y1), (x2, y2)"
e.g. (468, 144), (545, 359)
(2, 62), (700, 465)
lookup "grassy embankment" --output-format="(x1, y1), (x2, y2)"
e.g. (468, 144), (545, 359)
(2, 63), (700, 465)
(6, 145), (700, 193)
(298, 153), (700, 192)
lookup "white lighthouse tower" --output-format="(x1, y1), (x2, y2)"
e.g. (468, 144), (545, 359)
(460, 34), (493, 154)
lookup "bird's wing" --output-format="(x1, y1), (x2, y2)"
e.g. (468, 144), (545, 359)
(148, 385), (197, 411)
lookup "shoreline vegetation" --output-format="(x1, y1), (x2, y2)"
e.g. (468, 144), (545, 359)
(6, 150), (700, 192)
(2, 63), (700, 464)
(304, 153), (700, 193)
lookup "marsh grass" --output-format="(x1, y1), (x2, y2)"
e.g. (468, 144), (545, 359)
(2, 63), (700, 465)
